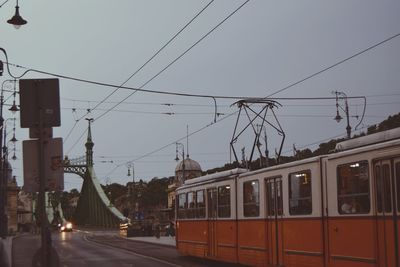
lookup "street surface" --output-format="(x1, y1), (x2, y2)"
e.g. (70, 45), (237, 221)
(12, 230), (246, 267)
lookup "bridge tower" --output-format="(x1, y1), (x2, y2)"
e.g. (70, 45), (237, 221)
(63, 119), (126, 227)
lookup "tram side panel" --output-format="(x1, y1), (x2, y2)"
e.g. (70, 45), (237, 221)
(326, 157), (377, 267)
(281, 164), (325, 267)
(373, 157), (400, 267)
(283, 218), (325, 267)
(176, 179), (239, 263)
(215, 219), (238, 263)
(176, 191), (209, 257)
(237, 176), (268, 267)
(237, 161), (325, 267)
(176, 220), (208, 257)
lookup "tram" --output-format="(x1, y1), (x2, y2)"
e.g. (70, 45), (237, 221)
(175, 127), (400, 267)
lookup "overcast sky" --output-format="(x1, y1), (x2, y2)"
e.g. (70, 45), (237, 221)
(2, 0), (400, 191)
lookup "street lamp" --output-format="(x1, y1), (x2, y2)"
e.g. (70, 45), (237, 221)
(0, 79), (19, 238)
(333, 91), (352, 139)
(7, 0), (27, 29)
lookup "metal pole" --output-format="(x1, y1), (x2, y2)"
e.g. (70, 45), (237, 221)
(0, 79), (16, 238)
(38, 88), (51, 267)
(0, 85), (5, 239)
(345, 98), (351, 139)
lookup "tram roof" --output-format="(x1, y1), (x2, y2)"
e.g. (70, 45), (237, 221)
(177, 168), (248, 189)
(328, 135), (400, 161)
(238, 156), (322, 179)
(335, 127), (400, 152)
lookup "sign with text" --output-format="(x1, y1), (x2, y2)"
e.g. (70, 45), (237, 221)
(22, 138), (64, 192)
(19, 79), (61, 128)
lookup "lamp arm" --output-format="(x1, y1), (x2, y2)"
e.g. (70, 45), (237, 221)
(0, 47), (33, 79)
(354, 96), (367, 131)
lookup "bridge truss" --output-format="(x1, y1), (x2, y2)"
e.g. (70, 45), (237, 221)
(63, 120), (126, 228)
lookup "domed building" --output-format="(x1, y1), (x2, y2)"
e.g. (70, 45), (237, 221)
(174, 157), (202, 184)
(167, 156), (202, 216)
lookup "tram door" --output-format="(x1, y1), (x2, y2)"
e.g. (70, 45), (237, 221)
(265, 177), (284, 265)
(207, 188), (218, 257)
(374, 159), (398, 267)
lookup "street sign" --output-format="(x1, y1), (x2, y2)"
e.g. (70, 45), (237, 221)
(22, 138), (64, 192)
(29, 127), (53, 139)
(19, 79), (61, 128)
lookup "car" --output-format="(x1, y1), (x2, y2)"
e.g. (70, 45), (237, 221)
(59, 222), (73, 232)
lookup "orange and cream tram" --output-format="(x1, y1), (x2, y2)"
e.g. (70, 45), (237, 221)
(175, 128), (400, 267)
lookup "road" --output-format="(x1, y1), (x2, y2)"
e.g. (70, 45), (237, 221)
(12, 231), (245, 267)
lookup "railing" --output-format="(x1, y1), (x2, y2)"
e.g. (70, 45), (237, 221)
(64, 156), (86, 166)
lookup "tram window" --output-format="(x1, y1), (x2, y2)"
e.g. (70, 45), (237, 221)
(289, 170), (312, 215)
(178, 193), (187, 219)
(244, 180), (260, 217)
(337, 161), (370, 214)
(196, 190), (206, 218)
(218, 185), (231, 218)
(376, 164), (392, 213)
(187, 192), (195, 219)
(396, 162), (400, 213)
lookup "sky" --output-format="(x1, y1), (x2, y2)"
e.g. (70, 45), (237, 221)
(1, 0), (400, 192)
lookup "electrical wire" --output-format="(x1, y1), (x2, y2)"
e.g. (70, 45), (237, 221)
(0, 0), (9, 8)
(3, 18), (399, 178)
(63, 0), (216, 152)
(65, 0), (250, 154)
(105, 32), (400, 176)
(94, 0), (250, 121)
(78, 0), (215, 121)
(3, 33), (400, 101)
(264, 33), (400, 98)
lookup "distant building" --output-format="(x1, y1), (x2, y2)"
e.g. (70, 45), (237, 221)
(17, 191), (34, 232)
(167, 157), (202, 218)
(3, 159), (20, 234)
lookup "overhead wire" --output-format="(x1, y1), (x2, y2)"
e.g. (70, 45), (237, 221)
(78, 0), (215, 121)
(106, 31), (400, 177)
(65, 0), (250, 153)
(3, 32), (400, 100)
(3, 13), (398, 179)
(64, 0), (216, 152)
(94, 0), (250, 122)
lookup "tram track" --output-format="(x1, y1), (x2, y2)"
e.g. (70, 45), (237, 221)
(83, 233), (245, 267)
(83, 233), (184, 267)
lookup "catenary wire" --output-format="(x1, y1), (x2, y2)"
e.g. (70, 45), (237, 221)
(105, 32), (399, 176)
(94, 0), (250, 122)
(77, 0), (215, 121)
(3, 25), (399, 177)
(2, 32), (399, 100)
(65, 0), (250, 153)
(64, 0), (215, 145)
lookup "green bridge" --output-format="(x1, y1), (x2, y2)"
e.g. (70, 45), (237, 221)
(62, 119), (126, 228)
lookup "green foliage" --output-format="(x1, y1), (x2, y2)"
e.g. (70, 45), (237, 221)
(141, 177), (169, 208)
(61, 113), (400, 220)
(101, 183), (127, 203)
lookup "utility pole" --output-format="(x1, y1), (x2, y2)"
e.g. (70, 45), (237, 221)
(175, 143), (185, 185)
(20, 79), (62, 267)
(334, 91), (352, 139)
(263, 127), (269, 167)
